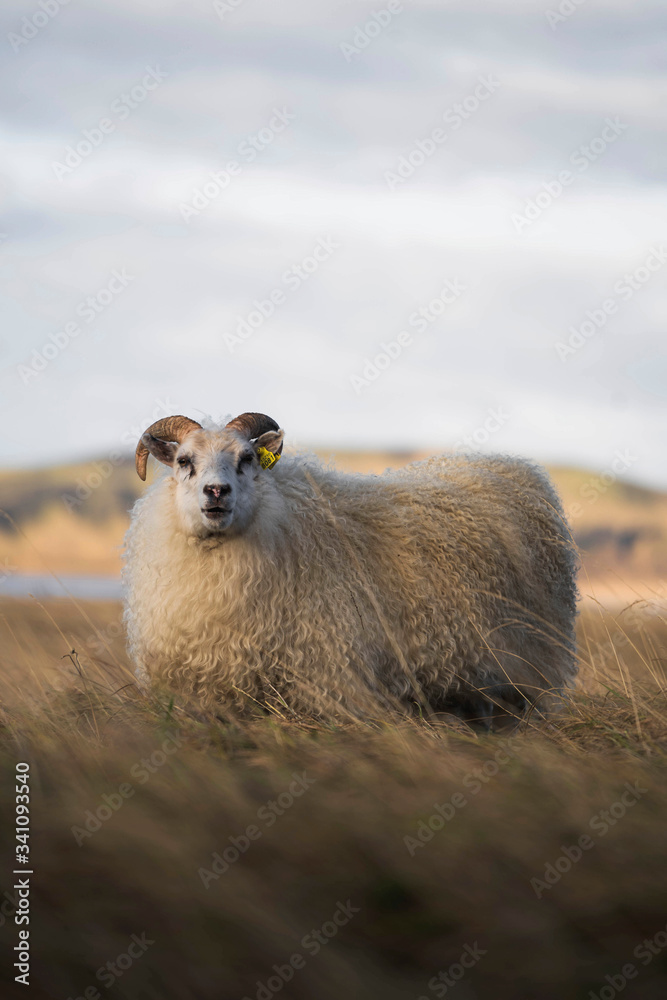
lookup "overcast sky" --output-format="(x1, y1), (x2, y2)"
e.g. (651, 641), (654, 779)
(1, 0), (666, 486)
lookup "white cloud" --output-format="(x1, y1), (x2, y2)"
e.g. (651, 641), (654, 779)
(1, 0), (666, 490)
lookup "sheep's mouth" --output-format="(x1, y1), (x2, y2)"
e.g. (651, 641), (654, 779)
(201, 507), (231, 518)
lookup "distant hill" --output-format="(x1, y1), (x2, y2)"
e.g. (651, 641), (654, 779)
(1, 450), (666, 603)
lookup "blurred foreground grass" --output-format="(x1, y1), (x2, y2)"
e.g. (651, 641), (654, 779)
(1, 598), (667, 999)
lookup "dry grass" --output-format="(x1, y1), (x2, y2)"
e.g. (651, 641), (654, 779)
(1, 597), (667, 999)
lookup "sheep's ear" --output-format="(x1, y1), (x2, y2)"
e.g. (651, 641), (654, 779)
(254, 429), (284, 457)
(141, 432), (178, 468)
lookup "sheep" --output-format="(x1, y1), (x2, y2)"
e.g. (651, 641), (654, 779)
(123, 412), (579, 726)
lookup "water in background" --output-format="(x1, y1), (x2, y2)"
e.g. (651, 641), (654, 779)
(0, 575), (123, 600)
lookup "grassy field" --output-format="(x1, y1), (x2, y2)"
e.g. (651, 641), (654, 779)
(1, 596), (667, 999)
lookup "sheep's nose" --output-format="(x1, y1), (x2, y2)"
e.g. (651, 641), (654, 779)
(203, 483), (231, 498)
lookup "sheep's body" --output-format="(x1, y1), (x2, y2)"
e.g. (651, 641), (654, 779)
(124, 448), (578, 723)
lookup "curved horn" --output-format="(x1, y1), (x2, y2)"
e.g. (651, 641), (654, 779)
(225, 412), (283, 454)
(135, 415), (203, 481)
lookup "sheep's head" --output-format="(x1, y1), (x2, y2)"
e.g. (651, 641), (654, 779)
(135, 412), (284, 538)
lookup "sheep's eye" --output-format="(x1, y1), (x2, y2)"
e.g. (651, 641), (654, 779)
(237, 453), (254, 472)
(178, 456), (192, 468)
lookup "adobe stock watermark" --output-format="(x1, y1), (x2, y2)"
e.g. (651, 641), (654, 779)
(405, 746), (516, 856)
(546, 0), (588, 30)
(66, 933), (155, 1000)
(0, 557), (18, 585)
(224, 236), (339, 353)
(453, 406), (510, 452)
(83, 616), (125, 658)
(213, 0), (248, 20)
(512, 118), (627, 234)
(530, 780), (648, 898)
(8, 0), (72, 55)
(71, 732), (184, 846)
(340, 0), (406, 62)
(555, 246), (667, 361)
(350, 278), (466, 394)
(588, 919), (667, 1000)
(385, 75), (502, 190)
(84, 617), (124, 658)
(52, 66), (167, 179)
(198, 771), (316, 888)
(61, 398), (175, 513)
(242, 900), (360, 1000)
(16, 268), (135, 386)
(564, 448), (638, 523)
(0, 886), (21, 929)
(418, 942), (487, 999)
(179, 107), (296, 222)
(61, 457), (125, 513)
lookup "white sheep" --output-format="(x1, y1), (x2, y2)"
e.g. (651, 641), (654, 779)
(123, 412), (578, 725)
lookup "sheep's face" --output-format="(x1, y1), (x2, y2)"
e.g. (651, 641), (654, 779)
(145, 427), (284, 538)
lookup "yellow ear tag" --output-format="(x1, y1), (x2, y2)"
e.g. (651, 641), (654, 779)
(257, 446), (280, 470)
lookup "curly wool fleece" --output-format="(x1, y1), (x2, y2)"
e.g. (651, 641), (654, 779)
(123, 451), (578, 723)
